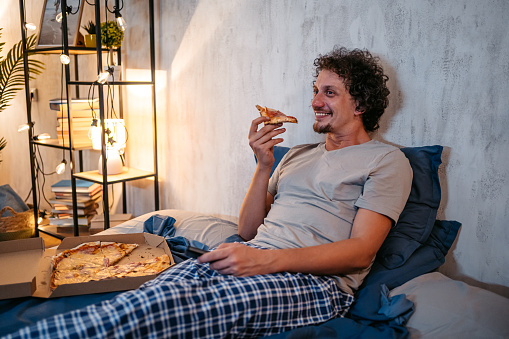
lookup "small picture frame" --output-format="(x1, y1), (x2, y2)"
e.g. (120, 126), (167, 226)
(37, 0), (84, 47)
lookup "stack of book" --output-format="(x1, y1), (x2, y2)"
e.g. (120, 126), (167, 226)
(50, 98), (99, 149)
(48, 179), (103, 230)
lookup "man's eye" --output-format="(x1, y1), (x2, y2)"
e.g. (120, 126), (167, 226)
(327, 90), (334, 95)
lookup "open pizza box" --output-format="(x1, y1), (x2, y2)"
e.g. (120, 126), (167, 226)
(0, 233), (175, 300)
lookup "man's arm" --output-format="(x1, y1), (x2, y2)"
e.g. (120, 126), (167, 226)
(238, 117), (285, 240)
(200, 208), (392, 277)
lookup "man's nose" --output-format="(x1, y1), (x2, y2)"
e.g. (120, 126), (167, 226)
(311, 93), (324, 109)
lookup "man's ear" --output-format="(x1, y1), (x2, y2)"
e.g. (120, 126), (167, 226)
(354, 104), (365, 116)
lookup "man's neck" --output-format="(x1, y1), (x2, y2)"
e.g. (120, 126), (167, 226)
(325, 130), (371, 151)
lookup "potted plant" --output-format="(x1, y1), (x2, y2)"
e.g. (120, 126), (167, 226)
(100, 21), (124, 66)
(82, 21), (96, 48)
(0, 28), (44, 160)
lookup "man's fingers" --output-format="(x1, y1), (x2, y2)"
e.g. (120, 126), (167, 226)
(249, 116), (271, 136)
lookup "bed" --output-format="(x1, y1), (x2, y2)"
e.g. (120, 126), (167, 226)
(1, 145), (508, 338)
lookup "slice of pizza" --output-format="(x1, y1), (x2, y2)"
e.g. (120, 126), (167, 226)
(51, 241), (105, 271)
(100, 242), (139, 266)
(124, 255), (172, 277)
(256, 105), (298, 125)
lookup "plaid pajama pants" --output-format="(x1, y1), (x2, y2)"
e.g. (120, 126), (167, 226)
(5, 248), (354, 339)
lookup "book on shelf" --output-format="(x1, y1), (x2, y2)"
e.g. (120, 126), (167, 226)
(57, 117), (94, 126)
(51, 203), (99, 216)
(48, 214), (95, 226)
(56, 122), (93, 132)
(56, 110), (96, 119)
(50, 97), (99, 111)
(54, 190), (103, 201)
(56, 127), (92, 134)
(51, 179), (101, 194)
(49, 193), (102, 208)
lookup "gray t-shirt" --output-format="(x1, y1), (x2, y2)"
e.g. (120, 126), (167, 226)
(249, 140), (412, 294)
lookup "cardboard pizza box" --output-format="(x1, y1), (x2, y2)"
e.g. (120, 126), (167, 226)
(0, 237), (45, 300)
(32, 233), (175, 298)
(0, 233), (175, 300)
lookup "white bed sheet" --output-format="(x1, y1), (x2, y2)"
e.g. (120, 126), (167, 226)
(390, 271), (509, 338)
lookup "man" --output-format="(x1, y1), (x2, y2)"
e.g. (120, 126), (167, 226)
(6, 47), (411, 339)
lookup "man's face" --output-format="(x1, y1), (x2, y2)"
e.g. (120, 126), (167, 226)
(311, 69), (359, 134)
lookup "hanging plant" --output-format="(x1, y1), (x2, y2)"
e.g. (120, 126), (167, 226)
(100, 21), (124, 65)
(100, 21), (124, 48)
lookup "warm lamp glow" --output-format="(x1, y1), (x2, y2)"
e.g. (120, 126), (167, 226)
(60, 54), (70, 65)
(116, 14), (127, 31)
(89, 119), (126, 175)
(25, 23), (36, 31)
(34, 133), (51, 140)
(56, 159), (67, 174)
(18, 124), (30, 132)
(90, 119), (126, 151)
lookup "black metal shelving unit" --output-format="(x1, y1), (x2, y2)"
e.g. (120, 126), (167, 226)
(19, 0), (159, 239)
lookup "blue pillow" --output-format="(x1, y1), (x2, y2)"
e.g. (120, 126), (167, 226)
(377, 145), (443, 269)
(349, 219), (461, 319)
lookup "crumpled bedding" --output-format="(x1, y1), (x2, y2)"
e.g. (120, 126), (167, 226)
(0, 214), (415, 338)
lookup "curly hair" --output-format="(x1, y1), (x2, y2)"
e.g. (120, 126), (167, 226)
(313, 47), (390, 132)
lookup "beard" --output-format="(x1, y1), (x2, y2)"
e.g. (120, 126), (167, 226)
(313, 121), (333, 134)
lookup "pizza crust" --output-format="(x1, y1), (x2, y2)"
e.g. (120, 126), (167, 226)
(256, 105), (298, 125)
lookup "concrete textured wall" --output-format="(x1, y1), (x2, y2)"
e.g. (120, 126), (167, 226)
(1, 0), (508, 297)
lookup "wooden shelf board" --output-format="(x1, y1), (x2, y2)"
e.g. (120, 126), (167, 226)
(74, 167), (156, 184)
(33, 138), (93, 151)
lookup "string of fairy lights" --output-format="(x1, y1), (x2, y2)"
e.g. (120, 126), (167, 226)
(19, 0), (128, 215)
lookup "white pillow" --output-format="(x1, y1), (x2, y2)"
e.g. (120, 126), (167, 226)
(390, 272), (509, 338)
(97, 209), (239, 248)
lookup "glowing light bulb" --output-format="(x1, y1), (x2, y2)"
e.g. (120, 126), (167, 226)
(25, 23), (36, 31)
(56, 12), (63, 23)
(116, 15), (127, 31)
(97, 69), (112, 84)
(34, 133), (51, 140)
(18, 124), (30, 132)
(56, 160), (67, 175)
(60, 54), (70, 64)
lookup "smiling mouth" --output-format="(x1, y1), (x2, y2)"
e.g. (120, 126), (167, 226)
(315, 112), (332, 118)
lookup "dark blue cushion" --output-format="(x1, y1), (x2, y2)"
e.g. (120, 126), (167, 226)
(254, 146), (290, 176)
(377, 145), (443, 269)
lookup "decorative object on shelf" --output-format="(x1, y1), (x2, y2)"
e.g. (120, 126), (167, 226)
(90, 119), (127, 175)
(100, 20), (124, 66)
(37, 0), (84, 47)
(81, 20), (96, 48)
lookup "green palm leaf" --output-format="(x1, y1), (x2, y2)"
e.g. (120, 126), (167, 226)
(0, 28), (45, 113)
